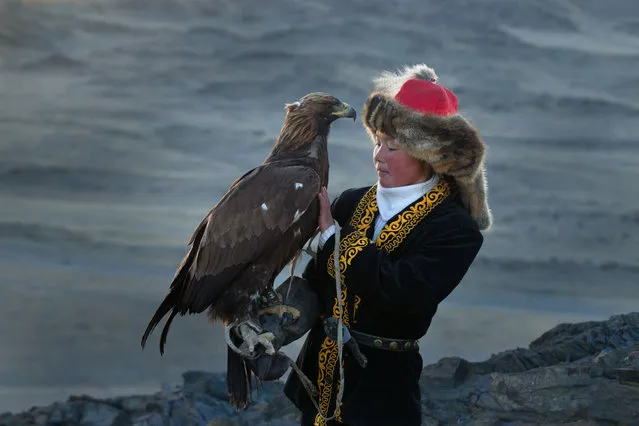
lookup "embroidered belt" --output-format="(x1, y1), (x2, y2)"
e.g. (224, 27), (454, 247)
(350, 330), (419, 352)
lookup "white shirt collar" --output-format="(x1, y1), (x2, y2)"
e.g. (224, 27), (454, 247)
(376, 174), (440, 221)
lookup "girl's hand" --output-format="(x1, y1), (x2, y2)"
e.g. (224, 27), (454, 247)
(317, 187), (334, 231)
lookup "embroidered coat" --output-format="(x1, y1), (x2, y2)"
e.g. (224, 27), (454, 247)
(283, 178), (484, 426)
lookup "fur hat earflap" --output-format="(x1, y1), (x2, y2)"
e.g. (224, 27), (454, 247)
(363, 64), (493, 231)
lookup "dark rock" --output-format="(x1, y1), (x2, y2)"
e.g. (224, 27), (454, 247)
(472, 313), (639, 375)
(182, 371), (229, 401)
(131, 412), (164, 426)
(48, 406), (64, 425)
(1, 312), (638, 426)
(420, 356), (471, 388)
(76, 400), (123, 426)
(617, 368), (639, 385)
(206, 419), (244, 426)
(419, 313), (639, 425)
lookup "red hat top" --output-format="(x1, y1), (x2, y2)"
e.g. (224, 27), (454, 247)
(394, 78), (458, 117)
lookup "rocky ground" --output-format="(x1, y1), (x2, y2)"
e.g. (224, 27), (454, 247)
(2, 313), (638, 426)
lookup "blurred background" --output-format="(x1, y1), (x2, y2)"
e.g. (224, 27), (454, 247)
(1, 0), (638, 413)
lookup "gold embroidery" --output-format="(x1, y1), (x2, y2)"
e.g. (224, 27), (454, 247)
(315, 288), (350, 425)
(376, 180), (450, 252)
(327, 232), (370, 278)
(346, 180), (450, 252)
(333, 292), (351, 326)
(315, 337), (338, 425)
(349, 186), (377, 233)
(315, 180), (450, 424)
(352, 295), (362, 324)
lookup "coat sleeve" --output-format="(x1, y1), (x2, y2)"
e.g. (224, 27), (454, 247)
(318, 213), (483, 314)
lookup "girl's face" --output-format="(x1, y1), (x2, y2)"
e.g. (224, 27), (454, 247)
(373, 132), (429, 188)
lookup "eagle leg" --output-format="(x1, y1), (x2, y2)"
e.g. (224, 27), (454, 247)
(240, 317), (263, 335)
(260, 287), (282, 307)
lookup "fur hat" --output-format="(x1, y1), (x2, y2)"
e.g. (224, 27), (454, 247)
(362, 64), (492, 231)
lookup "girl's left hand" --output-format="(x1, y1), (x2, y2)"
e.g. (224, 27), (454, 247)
(317, 187), (333, 232)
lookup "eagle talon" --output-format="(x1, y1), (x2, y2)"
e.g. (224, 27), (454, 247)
(225, 321), (257, 360)
(245, 318), (263, 334)
(238, 323), (276, 355)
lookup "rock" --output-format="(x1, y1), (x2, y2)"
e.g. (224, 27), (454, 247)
(48, 404), (65, 424)
(420, 356), (471, 388)
(617, 368), (639, 385)
(0, 312), (638, 425)
(76, 400), (125, 426)
(419, 313), (639, 425)
(132, 412), (165, 426)
(206, 418), (245, 426)
(625, 350), (639, 369)
(182, 371), (228, 401)
(471, 313), (639, 375)
(115, 395), (161, 413)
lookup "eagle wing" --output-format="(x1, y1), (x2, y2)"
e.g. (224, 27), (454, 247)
(141, 162), (323, 351)
(182, 163), (321, 302)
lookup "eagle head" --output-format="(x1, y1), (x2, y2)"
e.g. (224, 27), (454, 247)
(285, 92), (357, 124)
(273, 92), (357, 153)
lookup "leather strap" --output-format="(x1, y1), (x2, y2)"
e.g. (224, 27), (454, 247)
(350, 330), (419, 352)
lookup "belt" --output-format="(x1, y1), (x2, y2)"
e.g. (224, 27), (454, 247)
(350, 330), (419, 352)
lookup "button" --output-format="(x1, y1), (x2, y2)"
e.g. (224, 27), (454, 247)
(373, 339), (382, 347)
(389, 341), (398, 350)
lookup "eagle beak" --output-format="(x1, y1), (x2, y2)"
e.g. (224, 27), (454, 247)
(332, 103), (357, 121)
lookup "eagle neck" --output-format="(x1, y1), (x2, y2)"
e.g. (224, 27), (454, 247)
(265, 134), (329, 184)
(311, 134), (329, 185)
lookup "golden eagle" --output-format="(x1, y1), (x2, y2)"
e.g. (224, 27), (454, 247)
(140, 92), (356, 409)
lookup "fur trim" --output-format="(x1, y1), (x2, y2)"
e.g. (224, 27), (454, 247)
(362, 91), (493, 231)
(373, 64), (438, 97)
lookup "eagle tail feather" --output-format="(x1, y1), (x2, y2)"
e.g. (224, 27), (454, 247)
(159, 309), (178, 355)
(141, 224), (201, 352)
(226, 346), (253, 410)
(140, 292), (177, 351)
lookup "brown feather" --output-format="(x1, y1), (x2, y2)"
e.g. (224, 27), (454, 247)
(270, 93), (341, 155)
(272, 109), (319, 152)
